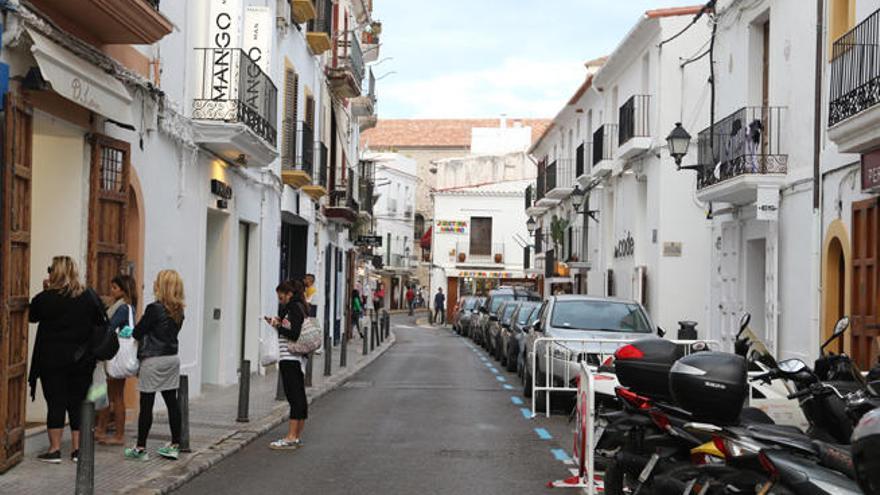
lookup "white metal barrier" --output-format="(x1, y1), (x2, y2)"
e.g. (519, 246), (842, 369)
(547, 363), (596, 491)
(529, 337), (720, 418)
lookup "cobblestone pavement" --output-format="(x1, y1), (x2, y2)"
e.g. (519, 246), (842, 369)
(0, 327), (397, 495)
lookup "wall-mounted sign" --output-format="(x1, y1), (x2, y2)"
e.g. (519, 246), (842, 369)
(755, 186), (779, 221)
(436, 220), (467, 234)
(243, 6), (271, 113)
(862, 149), (880, 192)
(211, 179), (233, 199)
(458, 271), (514, 279)
(208, 0), (243, 102)
(614, 232), (634, 258)
(355, 235), (383, 247)
(662, 242), (682, 257)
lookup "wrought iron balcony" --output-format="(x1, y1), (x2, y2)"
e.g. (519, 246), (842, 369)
(545, 159), (575, 199)
(361, 26), (381, 63)
(455, 242), (506, 265)
(306, 0), (333, 54)
(302, 142), (329, 200)
(352, 70), (376, 117)
(329, 33), (365, 98)
(281, 121), (315, 187)
(830, 8), (880, 127)
(592, 124), (618, 172)
(326, 179), (359, 224)
(191, 48), (278, 166)
(525, 184), (533, 210)
(618, 95), (651, 159)
(696, 106), (787, 191)
(575, 143), (587, 179)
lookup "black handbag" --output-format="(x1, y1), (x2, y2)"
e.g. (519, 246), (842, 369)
(76, 289), (119, 361)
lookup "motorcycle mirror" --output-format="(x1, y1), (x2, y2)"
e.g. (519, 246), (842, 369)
(657, 326), (666, 338)
(777, 359), (808, 374)
(820, 316), (851, 352)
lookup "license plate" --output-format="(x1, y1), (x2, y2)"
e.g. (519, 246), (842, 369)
(638, 453), (660, 483)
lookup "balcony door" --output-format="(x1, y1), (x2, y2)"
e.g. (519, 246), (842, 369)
(469, 217), (492, 256)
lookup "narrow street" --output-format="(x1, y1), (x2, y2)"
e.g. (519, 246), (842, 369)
(175, 316), (572, 495)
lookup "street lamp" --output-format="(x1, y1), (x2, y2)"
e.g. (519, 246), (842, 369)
(666, 122), (701, 171)
(526, 216), (537, 235)
(570, 185), (599, 222)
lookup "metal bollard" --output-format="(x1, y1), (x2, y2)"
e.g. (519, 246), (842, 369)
(323, 330), (332, 377)
(179, 375), (191, 452)
(275, 368), (285, 400)
(385, 312), (391, 338)
(362, 323), (369, 355)
(75, 401), (95, 495)
(370, 317), (377, 351)
(340, 325), (348, 368)
(236, 360), (251, 423)
(305, 357), (313, 387)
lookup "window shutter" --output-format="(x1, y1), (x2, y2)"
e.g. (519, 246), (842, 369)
(282, 68), (296, 169)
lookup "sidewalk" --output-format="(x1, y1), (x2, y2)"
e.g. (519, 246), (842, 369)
(0, 332), (395, 495)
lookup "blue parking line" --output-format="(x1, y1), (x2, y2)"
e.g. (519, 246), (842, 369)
(511, 396), (524, 405)
(535, 428), (552, 440)
(496, 376), (506, 382)
(551, 449), (571, 462)
(503, 384), (514, 390)
(489, 368), (499, 374)
(520, 407), (532, 419)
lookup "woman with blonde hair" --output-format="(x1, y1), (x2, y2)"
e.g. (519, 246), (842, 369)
(125, 270), (185, 461)
(28, 256), (104, 463)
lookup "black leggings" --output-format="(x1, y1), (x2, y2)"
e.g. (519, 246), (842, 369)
(137, 389), (181, 448)
(279, 360), (308, 420)
(41, 361), (94, 430)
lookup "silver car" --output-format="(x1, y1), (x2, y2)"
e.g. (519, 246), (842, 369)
(523, 295), (656, 399)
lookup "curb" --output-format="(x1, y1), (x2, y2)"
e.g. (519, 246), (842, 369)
(128, 333), (397, 495)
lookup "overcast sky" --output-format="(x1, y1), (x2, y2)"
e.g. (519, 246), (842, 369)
(371, 0), (701, 119)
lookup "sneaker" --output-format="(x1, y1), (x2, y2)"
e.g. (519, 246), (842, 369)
(71, 450), (79, 463)
(124, 447), (149, 461)
(268, 438), (301, 450)
(37, 451), (61, 464)
(157, 444), (180, 460)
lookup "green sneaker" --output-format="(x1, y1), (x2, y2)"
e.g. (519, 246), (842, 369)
(157, 444), (180, 460)
(124, 447), (149, 461)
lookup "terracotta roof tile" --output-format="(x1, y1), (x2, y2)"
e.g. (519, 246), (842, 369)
(645, 5), (705, 18)
(360, 118), (552, 149)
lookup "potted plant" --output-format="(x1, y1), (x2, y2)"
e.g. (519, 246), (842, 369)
(494, 253), (503, 263)
(550, 215), (569, 255)
(458, 252), (466, 262)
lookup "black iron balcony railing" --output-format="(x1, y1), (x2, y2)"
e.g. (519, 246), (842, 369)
(296, 121), (314, 175)
(339, 33), (366, 85)
(536, 170), (546, 201)
(576, 143), (586, 178)
(330, 182), (359, 211)
(696, 106), (787, 190)
(192, 48), (278, 146)
(592, 124), (618, 166)
(307, 0), (332, 37)
(619, 95), (651, 146)
(359, 181), (374, 215)
(535, 227), (543, 254)
(546, 161), (558, 191)
(525, 184), (533, 210)
(829, 8), (880, 126)
(316, 143), (329, 188)
(546, 159), (574, 192)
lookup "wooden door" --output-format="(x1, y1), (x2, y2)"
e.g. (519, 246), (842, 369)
(446, 277), (458, 324)
(851, 198), (879, 369)
(88, 135), (131, 297)
(0, 95), (32, 472)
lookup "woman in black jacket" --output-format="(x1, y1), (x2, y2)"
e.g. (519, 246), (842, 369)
(267, 280), (309, 450)
(28, 256), (102, 463)
(125, 270), (185, 462)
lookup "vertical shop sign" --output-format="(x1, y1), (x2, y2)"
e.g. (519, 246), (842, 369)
(243, 6), (272, 113)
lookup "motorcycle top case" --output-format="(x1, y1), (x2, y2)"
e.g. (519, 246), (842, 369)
(615, 338), (684, 402)
(669, 352), (747, 425)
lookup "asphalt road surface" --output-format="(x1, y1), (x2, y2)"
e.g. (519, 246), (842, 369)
(175, 315), (577, 495)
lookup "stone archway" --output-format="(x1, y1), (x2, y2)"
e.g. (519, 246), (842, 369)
(822, 219), (851, 354)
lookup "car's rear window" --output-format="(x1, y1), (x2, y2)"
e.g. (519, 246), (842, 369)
(489, 294), (514, 313)
(501, 304), (518, 324)
(550, 300), (652, 333)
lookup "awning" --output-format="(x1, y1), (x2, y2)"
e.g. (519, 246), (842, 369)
(420, 226), (432, 250)
(28, 29), (134, 125)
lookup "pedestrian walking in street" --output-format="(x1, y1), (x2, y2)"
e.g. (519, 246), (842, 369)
(433, 288), (446, 325)
(125, 270), (185, 462)
(95, 274), (138, 446)
(375, 283), (385, 311)
(28, 256), (103, 463)
(268, 280), (309, 450)
(406, 286), (415, 315)
(351, 289), (364, 339)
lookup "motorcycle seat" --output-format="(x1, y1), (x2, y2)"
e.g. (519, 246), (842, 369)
(811, 440), (855, 479)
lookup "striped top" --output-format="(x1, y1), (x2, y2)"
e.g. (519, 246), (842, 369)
(278, 301), (307, 365)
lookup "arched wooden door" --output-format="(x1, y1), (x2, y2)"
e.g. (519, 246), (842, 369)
(0, 96), (33, 472)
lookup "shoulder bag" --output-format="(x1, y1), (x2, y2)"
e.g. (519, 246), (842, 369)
(287, 303), (323, 355)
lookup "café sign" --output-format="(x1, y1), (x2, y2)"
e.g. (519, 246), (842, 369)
(862, 150), (880, 192)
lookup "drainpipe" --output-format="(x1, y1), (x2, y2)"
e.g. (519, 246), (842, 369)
(811, 0), (825, 360)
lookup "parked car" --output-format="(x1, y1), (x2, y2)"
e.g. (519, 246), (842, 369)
(475, 286), (540, 352)
(488, 301), (520, 362)
(453, 296), (483, 336)
(501, 301), (541, 372)
(516, 303), (543, 380)
(523, 295), (655, 399)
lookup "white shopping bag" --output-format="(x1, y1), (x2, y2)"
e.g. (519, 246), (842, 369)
(260, 320), (280, 366)
(107, 305), (139, 378)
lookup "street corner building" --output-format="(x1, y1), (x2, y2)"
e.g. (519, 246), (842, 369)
(0, 0), (383, 472)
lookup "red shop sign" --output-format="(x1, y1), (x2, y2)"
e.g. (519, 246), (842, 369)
(863, 150), (880, 192)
